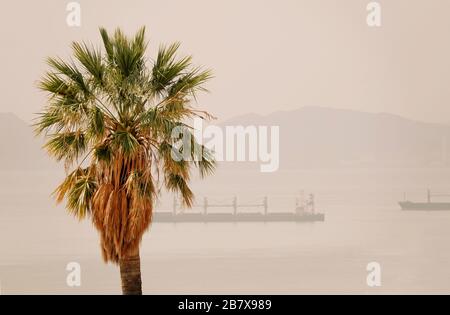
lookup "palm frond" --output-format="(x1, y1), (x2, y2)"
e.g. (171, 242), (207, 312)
(46, 57), (90, 96)
(112, 130), (140, 157)
(39, 72), (69, 95)
(169, 67), (213, 98)
(99, 27), (114, 62)
(44, 131), (87, 163)
(93, 143), (112, 164)
(87, 106), (106, 139)
(67, 171), (97, 219)
(151, 42), (192, 95)
(195, 145), (216, 178)
(72, 41), (104, 84)
(112, 27), (147, 78)
(54, 167), (97, 219)
(165, 173), (194, 208)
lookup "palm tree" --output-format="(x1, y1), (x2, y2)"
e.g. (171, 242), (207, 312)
(35, 27), (215, 295)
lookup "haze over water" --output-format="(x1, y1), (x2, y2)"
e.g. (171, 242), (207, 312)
(1, 168), (450, 294)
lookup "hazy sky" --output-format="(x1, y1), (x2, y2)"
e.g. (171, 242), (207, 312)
(1, 0), (450, 123)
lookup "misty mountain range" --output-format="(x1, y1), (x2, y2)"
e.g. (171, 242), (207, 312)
(0, 113), (53, 170)
(221, 107), (450, 169)
(1, 107), (450, 170)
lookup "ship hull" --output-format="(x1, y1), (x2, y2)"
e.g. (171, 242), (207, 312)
(399, 201), (450, 211)
(153, 212), (325, 223)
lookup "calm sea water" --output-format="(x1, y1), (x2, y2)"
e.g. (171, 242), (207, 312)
(1, 168), (450, 294)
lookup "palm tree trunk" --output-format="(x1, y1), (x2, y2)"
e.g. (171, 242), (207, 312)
(119, 248), (142, 295)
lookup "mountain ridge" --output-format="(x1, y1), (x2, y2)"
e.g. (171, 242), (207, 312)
(218, 106), (450, 169)
(2, 106), (450, 170)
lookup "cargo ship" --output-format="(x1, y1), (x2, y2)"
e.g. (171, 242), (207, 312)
(399, 190), (450, 211)
(153, 193), (325, 223)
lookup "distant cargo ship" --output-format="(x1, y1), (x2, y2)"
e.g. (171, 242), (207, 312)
(399, 190), (450, 211)
(153, 193), (325, 223)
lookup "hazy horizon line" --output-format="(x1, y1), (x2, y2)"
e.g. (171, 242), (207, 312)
(4, 105), (450, 127)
